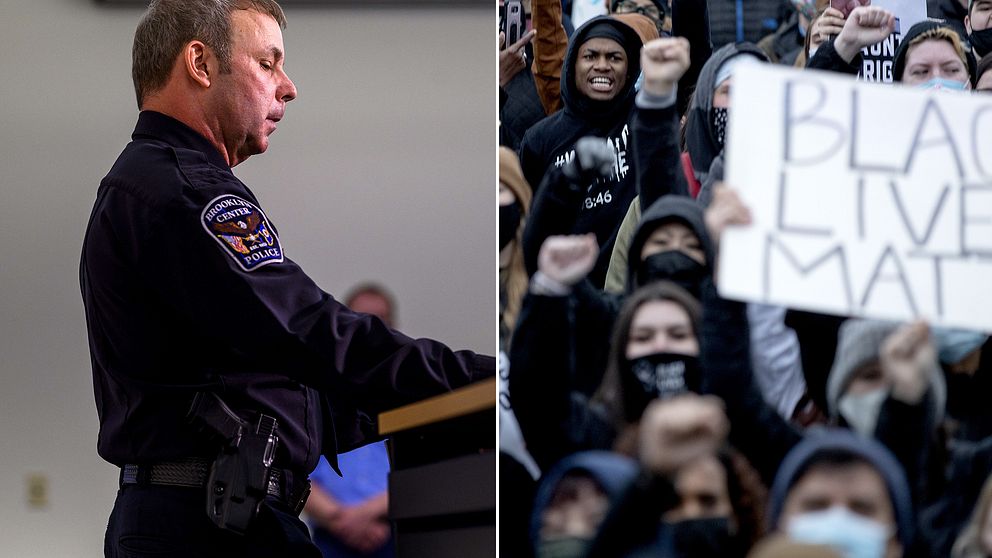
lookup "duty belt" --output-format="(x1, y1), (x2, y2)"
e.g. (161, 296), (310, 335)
(119, 457), (311, 516)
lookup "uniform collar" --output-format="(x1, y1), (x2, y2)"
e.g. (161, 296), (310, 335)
(132, 110), (231, 170)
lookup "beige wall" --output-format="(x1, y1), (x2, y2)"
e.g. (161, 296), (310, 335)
(0, 1), (494, 555)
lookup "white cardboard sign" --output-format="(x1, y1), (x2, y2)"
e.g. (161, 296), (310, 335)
(720, 63), (992, 331)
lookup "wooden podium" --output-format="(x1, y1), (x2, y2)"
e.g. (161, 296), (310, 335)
(379, 378), (497, 558)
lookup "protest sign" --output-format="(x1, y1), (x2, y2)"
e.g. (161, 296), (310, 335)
(856, 0), (926, 82)
(720, 63), (992, 331)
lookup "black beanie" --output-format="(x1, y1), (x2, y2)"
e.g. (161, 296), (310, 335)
(893, 19), (978, 85)
(582, 20), (630, 46)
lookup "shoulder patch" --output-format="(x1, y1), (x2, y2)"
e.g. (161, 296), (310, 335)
(201, 195), (283, 271)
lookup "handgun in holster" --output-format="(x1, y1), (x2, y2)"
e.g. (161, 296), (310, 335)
(187, 392), (279, 534)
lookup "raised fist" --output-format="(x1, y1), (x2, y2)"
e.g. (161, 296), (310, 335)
(562, 136), (617, 184)
(537, 233), (598, 287)
(640, 37), (691, 97)
(834, 6), (895, 63)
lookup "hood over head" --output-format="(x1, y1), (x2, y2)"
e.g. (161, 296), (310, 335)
(766, 428), (914, 550)
(625, 195), (713, 292)
(683, 42), (768, 178)
(529, 450), (638, 549)
(561, 16), (644, 126)
(892, 19), (977, 85)
(826, 319), (946, 424)
(611, 12), (661, 44)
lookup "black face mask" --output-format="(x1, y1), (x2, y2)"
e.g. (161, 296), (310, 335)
(500, 202), (521, 250)
(635, 250), (708, 297)
(666, 517), (739, 558)
(710, 107), (729, 149)
(971, 27), (992, 58)
(621, 352), (701, 421)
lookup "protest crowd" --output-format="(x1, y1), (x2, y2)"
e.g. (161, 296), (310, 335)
(498, 0), (992, 556)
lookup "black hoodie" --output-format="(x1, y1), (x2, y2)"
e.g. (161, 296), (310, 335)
(518, 16), (643, 286)
(510, 197), (712, 472)
(683, 42), (769, 206)
(927, 0), (969, 38)
(625, 195), (713, 293)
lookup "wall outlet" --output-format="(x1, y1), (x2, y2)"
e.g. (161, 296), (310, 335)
(26, 473), (49, 509)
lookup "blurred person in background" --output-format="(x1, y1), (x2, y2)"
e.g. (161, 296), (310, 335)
(306, 283), (398, 558)
(499, 147), (542, 558)
(766, 430), (916, 558)
(530, 451), (640, 558)
(587, 395), (768, 557)
(952, 472), (992, 558)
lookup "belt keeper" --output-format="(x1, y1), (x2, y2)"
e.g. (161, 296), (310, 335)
(120, 463), (153, 486)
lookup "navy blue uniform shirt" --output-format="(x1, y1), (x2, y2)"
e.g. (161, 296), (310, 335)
(80, 111), (493, 475)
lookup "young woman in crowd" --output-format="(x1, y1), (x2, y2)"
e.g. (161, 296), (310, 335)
(893, 20), (977, 88)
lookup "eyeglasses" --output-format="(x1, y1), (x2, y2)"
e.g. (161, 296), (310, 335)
(615, 0), (662, 19)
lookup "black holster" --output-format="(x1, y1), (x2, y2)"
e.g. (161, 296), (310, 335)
(187, 392), (279, 534)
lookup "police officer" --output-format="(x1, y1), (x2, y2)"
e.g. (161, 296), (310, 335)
(80, 1), (494, 556)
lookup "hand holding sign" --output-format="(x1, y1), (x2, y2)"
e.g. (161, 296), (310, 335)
(640, 37), (691, 97)
(705, 186), (752, 283)
(705, 186), (752, 250)
(835, 6), (896, 63)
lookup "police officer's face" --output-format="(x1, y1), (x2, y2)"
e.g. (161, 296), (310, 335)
(210, 9), (298, 166)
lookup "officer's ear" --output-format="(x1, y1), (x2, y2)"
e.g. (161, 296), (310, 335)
(183, 40), (213, 89)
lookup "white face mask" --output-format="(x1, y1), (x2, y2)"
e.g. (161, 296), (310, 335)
(788, 506), (890, 558)
(838, 388), (888, 438)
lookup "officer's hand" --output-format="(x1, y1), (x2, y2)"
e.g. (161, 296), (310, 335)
(834, 6), (895, 63)
(562, 136), (616, 185)
(537, 234), (598, 287)
(640, 37), (691, 97)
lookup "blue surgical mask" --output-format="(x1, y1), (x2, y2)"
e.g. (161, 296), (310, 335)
(788, 506), (890, 558)
(930, 326), (987, 364)
(915, 77), (968, 91)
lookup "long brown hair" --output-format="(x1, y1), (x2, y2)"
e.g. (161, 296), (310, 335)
(499, 147), (532, 347)
(591, 281), (701, 429)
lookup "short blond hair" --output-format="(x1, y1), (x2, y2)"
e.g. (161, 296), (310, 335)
(905, 26), (970, 69)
